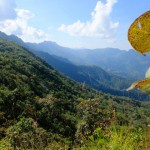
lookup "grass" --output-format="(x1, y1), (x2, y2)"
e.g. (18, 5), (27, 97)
(78, 126), (150, 150)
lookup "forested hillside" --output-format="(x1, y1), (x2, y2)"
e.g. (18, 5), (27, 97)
(0, 38), (150, 149)
(0, 32), (148, 101)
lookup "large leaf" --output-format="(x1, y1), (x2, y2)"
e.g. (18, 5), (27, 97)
(127, 67), (150, 93)
(128, 11), (150, 54)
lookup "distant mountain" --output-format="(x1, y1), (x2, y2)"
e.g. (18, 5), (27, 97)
(0, 31), (24, 45)
(26, 41), (150, 79)
(26, 41), (78, 61)
(71, 48), (150, 79)
(34, 50), (148, 100)
(34, 51), (130, 89)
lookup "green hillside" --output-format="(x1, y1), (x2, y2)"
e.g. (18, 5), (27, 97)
(0, 32), (148, 100)
(0, 38), (150, 149)
(0, 38), (89, 140)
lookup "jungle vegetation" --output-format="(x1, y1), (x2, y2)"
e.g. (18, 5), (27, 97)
(0, 35), (150, 149)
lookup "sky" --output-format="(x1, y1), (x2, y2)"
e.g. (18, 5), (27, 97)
(0, 0), (149, 50)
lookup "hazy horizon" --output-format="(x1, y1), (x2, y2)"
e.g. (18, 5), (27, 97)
(0, 0), (149, 50)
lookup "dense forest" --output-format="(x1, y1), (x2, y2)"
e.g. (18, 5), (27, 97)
(0, 38), (150, 149)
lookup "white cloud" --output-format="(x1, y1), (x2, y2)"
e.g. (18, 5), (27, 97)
(0, 0), (17, 20)
(58, 0), (119, 40)
(0, 1), (51, 43)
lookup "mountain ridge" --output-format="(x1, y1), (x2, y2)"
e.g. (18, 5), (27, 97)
(0, 31), (149, 79)
(0, 31), (148, 100)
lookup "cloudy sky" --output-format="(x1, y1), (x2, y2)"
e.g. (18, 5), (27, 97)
(0, 0), (149, 50)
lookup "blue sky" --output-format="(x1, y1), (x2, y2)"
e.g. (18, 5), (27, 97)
(0, 0), (149, 50)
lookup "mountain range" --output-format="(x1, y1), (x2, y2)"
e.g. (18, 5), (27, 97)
(26, 39), (150, 79)
(1, 31), (150, 79)
(0, 31), (149, 100)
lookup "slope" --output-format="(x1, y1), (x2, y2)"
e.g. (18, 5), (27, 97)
(34, 50), (148, 100)
(0, 32), (148, 100)
(0, 38), (150, 149)
(0, 38), (94, 139)
(0, 31), (150, 79)
(0, 32), (132, 96)
(27, 41), (150, 79)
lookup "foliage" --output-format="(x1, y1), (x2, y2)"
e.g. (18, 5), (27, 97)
(127, 67), (150, 93)
(75, 98), (114, 144)
(6, 118), (48, 149)
(128, 11), (150, 55)
(37, 94), (77, 137)
(127, 11), (150, 94)
(0, 37), (150, 149)
(80, 126), (150, 150)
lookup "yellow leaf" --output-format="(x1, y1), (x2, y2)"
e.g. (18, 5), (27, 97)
(127, 77), (150, 93)
(145, 67), (150, 78)
(128, 11), (150, 54)
(127, 67), (150, 93)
